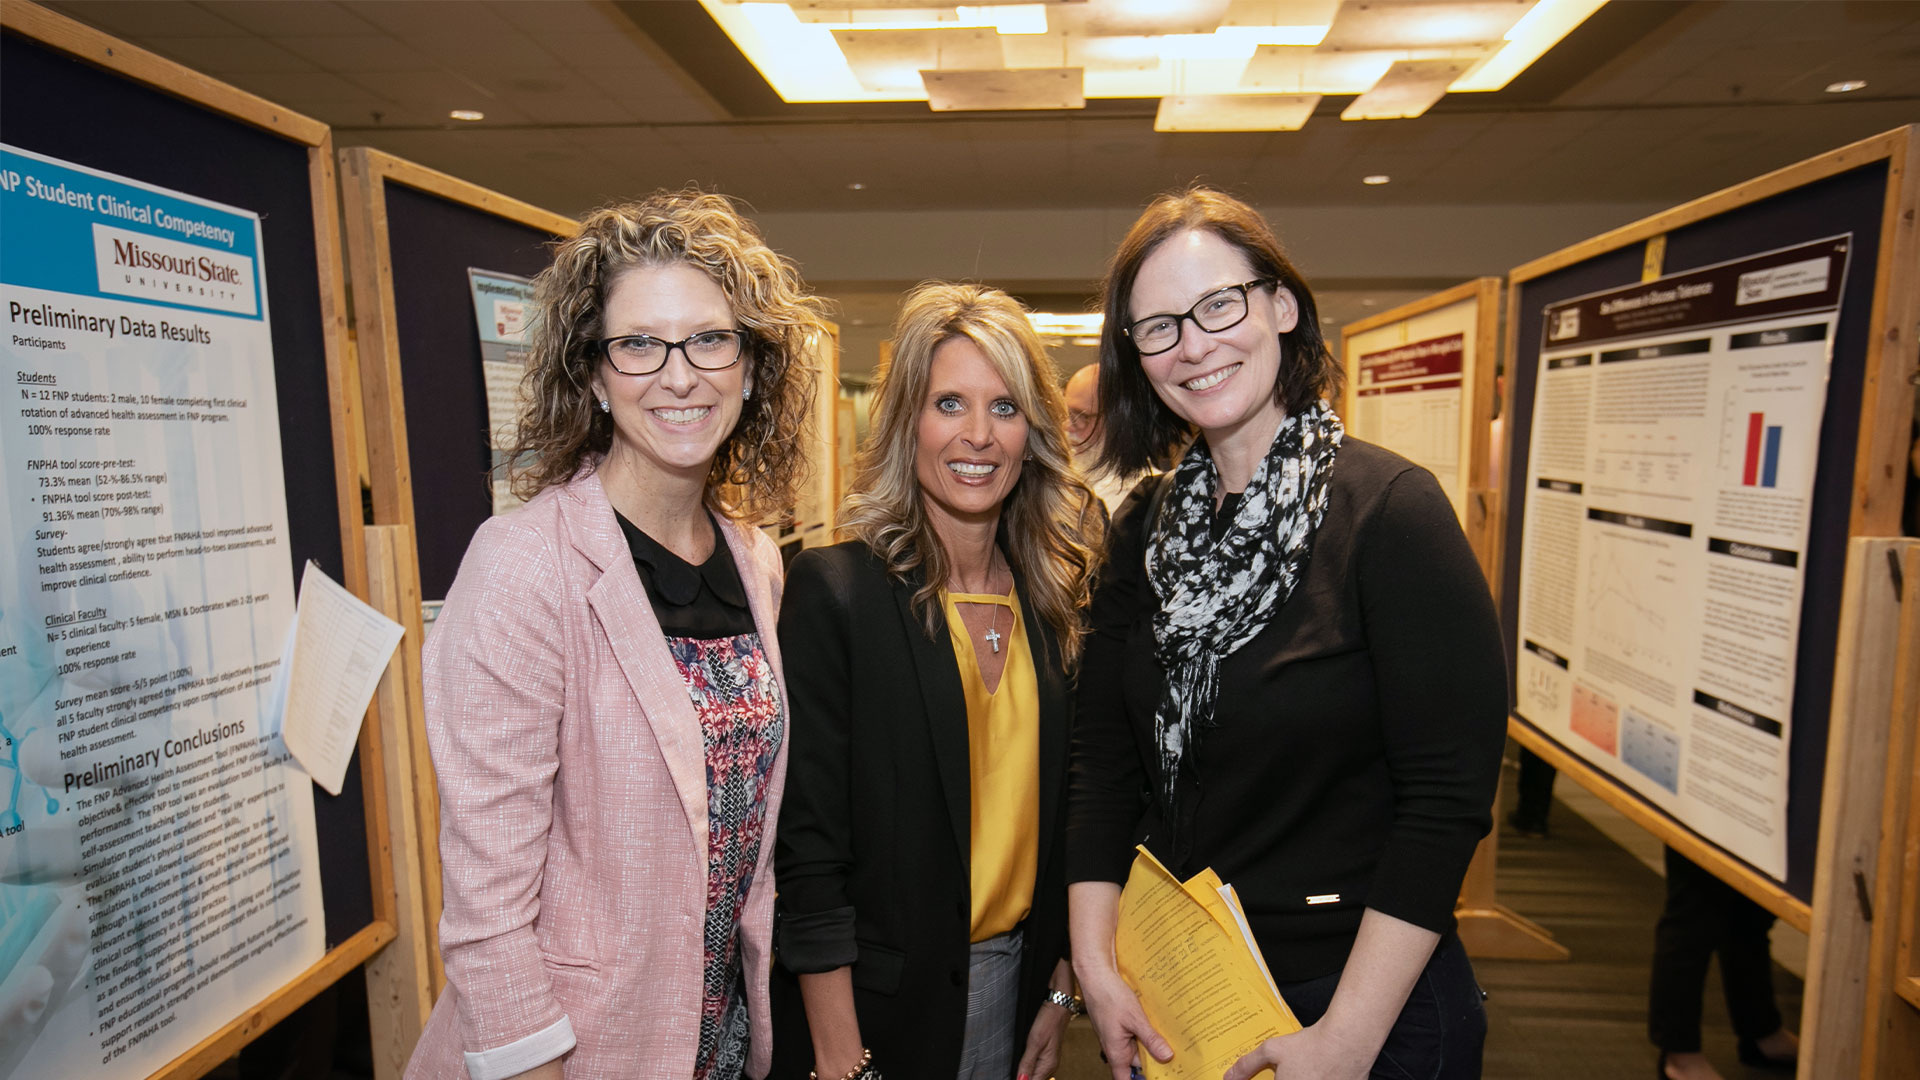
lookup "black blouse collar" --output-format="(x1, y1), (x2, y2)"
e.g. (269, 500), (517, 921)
(613, 510), (750, 611)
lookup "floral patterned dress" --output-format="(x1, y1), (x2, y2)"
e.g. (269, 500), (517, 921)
(617, 512), (784, 1080)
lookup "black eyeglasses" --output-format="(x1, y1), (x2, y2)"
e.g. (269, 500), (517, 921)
(1123, 280), (1270, 357)
(596, 330), (747, 376)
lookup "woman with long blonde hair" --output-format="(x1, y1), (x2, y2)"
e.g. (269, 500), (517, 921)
(408, 189), (826, 1080)
(771, 283), (1101, 1080)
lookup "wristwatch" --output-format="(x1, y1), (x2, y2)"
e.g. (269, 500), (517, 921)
(1045, 988), (1086, 1016)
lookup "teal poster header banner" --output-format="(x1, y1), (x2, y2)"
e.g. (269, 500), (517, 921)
(0, 145), (264, 321)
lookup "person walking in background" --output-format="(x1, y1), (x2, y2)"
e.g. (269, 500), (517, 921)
(1508, 747), (1557, 838)
(408, 190), (827, 1080)
(1651, 848), (1798, 1080)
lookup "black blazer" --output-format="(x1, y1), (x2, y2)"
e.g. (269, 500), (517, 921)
(770, 540), (1071, 1078)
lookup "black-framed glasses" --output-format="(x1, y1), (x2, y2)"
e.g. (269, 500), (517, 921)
(596, 329), (747, 376)
(1122, 279), (1270, 356)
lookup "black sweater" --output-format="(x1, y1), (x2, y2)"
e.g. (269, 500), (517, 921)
(1066, 438), (1509, 981)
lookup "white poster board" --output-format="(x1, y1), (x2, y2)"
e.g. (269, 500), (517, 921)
(466, 268), (534, 516)
(1341, 294), (1481, 521)
(0, 145), (325, 1078)
(1512, 235), (1852, 878)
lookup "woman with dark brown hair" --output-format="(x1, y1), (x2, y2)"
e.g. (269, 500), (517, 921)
(407, 189), (827, 1080)
(1066, 188), (1508, 1080)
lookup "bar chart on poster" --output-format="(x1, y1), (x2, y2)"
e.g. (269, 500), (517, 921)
(1512, 235), (1851, 879)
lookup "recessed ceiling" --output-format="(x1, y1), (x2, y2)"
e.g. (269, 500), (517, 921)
(31, 0), (1914, 219)
(28, 0), (1920, 375)
(697, 0), (1603, 113)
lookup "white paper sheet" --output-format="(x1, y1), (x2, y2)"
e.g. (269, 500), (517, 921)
(279, 561), (404, 795)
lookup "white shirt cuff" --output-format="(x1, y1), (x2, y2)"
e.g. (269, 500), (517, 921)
(463, 1016), (576, 1080)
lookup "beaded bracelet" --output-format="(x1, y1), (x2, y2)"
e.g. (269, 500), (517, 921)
(810, 1047), (877, 1080)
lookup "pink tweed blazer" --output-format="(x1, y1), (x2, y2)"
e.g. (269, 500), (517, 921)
(406, 469), (789, 1080)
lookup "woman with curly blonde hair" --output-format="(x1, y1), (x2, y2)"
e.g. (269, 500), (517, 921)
(408, 189), (828, 1080)
(771, 283), (1102, 1080)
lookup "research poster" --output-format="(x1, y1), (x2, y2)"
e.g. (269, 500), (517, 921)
(467, 268), (535, 516)
(0, 145), (325, 1077)
(1512, 235), (1851, 878)
(1344, 296), (1479, 520)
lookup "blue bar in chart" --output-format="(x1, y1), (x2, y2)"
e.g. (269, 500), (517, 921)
(1761, 425), (1782, 488)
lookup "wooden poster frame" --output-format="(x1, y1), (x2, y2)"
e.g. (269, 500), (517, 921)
(1339, 278), (1567, 963)
(790, 319), (843, 551)
(0, 4), (401, 1080)
(1499, 127), (1919, 1079)
(337, 146), (579, 1073)
(1338, 276), (1504, 577)
(340, 146), (579, 538)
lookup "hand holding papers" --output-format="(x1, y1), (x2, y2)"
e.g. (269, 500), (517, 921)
(1115, 846), (1300, 1080)
(277, 562), (405, 795)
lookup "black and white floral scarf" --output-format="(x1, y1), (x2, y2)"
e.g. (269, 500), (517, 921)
(1145, 397), (1343, 813)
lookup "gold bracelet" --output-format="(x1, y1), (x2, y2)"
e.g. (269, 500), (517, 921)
(810, 1047), (873, 1080)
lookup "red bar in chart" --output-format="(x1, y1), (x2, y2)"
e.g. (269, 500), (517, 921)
(1742, 412), (1764, 486)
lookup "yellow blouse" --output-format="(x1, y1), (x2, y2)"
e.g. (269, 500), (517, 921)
(943, 587), (1040, 943)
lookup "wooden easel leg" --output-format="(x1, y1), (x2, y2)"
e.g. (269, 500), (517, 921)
(1456, 776), (1571, 961)
(361, 526), (435, 1079)
(1457, 903), (1571, 961)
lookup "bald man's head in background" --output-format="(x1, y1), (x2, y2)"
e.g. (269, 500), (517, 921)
(1064, 363), (1102, 458)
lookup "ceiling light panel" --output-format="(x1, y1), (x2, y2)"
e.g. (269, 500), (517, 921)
(1086, 0), (1233, 36)
(834, 27), (1006, 91)
(1158, 33), (1259, 60)
(955, 4), (1051, 34)
(1155, 92), (1321, 130)
(1083, 58), (1260, 97)
(789, 1), (967, 16)
(1029, 312), (1105, 335)
(922, 66), (1087, 109)
(1449, 0), (1606, 90)
(720, 3), (878, 101)
(700, 0), (1604, 108)
(1221, 0), (1342, 26)
(1342, 57), (1472, 118)
(1320, 0), (1527, 50)
(1070, 33), (1163, 70)
(1240, 45), (1395, 93)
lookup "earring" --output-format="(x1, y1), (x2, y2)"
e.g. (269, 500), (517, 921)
(744, 385), (753, 401)
(597, 399), (610, 413)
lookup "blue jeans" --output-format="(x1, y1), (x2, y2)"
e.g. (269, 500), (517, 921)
(1275, 933), (1486, 1080)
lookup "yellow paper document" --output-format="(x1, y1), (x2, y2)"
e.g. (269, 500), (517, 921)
(1115, 846), (1301, 1079)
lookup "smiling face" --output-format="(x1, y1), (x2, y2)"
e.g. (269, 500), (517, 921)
(914, 335), (1030, 537)
(1128, 228), (1298, 456)
(590, 262), (747, 490)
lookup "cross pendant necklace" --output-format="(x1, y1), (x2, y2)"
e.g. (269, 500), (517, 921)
(959, 557), (1007, 654)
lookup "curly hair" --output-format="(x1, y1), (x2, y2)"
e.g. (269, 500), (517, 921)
(1096, 186), (1342, 477)
(840, 283), (1104, 668)
(504, 188), (828, 522)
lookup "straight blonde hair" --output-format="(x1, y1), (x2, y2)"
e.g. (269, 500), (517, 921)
(841, 283), (1103, 667)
